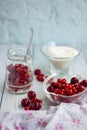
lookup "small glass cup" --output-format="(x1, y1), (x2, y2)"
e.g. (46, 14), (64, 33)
(41, 42), (80, 77)
(6, 47), (33, 94)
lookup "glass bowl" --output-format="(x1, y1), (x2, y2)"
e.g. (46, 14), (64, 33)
(41, 42), (80, 75)
(43, 73), (87, 104)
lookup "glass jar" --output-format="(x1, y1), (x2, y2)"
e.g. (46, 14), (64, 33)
(6, 47), (33, 94)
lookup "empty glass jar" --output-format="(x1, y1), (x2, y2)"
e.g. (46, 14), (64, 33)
(6, 47), (33, 94)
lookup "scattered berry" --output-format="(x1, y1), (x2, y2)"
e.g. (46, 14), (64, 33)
(21, 98), (30, 107)
(36, 75), (44, 82)
(21, 90), (42, 110)
(31, 98), (42, 104)
(27, 91), (36, 100)
(34, 69), (41, 75)
(34, 69), (48, 82)
(32, 101), (42, 110)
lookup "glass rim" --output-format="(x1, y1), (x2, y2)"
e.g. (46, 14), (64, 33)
(7, 47), (31, 61)
(41, 43), (80, 60)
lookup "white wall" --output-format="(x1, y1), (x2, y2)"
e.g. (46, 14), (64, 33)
(0, 0), (87, 46)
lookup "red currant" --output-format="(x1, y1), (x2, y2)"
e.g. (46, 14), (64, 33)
(32, 101), (42, 110)
(27, 91), (36, 100)
(77, 85), (85, 92)
(70, 77), (79, 84)
(36, 75), (44, 82)
(21, 98), (30, 107)
(47, 86), (54, 92)
(34, 69), (41, 75)
(7, 64), (14, 73)
(51, 82), (58, 88)
(80, 80), (87, 87)
(31, 98), (42, 104)
(54, 88), (59, 94)
(66, 88), (73, 96)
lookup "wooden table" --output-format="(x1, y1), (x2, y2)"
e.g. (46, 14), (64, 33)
(0, 44), (87, 112)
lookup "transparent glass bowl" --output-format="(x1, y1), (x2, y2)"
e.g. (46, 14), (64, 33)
(43, 73), (87, 104)
(41, 42), (80, 74)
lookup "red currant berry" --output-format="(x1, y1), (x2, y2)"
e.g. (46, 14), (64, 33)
(70, 77), (79, 84)
(51, 82), (58, 88)
(59, 90), (65, 95)
(27, 91), (36, 100)
(24, 106), (29, 110)
(77, 85), (85, 92)
(32, 102), (42, 110)
(72, 87), (78, 94)
(65, 88), (73, 96)
(34, 69), (41, 75)
(54, 89), (65, 95)
(57, 78), (63, 83)
(80, 80), (87, 87)
(7, 64), (14, 72)
(36, 75), (44, 82)
(47, 86), (54, 92)
(57, 83), (62, 89)
(39, 73), (44, 77)
(54, 88), (59, 94)
(62, 78), (66, 84)
(21, 98), (30, 107)
(73, 83), (79, 89)
(24, 105), (32, 110)
(31, 98), (42, 104)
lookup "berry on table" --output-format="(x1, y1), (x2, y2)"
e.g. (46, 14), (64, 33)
(21, 98), (30, 107)
(27, 90), (36, 100)
(36, 75), (44, 82)
(32, 101), (42, 110)
(21, 90), (42, 110)
(34, 69), (41, 75)
(34, 68), (47, 82)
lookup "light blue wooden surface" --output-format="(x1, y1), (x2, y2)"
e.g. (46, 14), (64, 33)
(0, 44), (87, 111)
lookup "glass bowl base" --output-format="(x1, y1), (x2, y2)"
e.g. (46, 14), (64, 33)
(50, 64), (69, 78)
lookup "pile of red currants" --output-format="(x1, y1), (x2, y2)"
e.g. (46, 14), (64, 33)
(47, 77), (87, 96)
(21, 90), (42, 110)
(7, 64), (33, 93)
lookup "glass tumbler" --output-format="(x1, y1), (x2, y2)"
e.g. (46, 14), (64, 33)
(6, 47), (33, 94)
